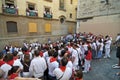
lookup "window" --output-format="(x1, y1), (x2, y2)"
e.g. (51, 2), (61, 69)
(45, 23), (51, 32)
(7, 21), (18, 33)
(59, 0), (64, 9)
(68, 26), (73, 33)
(26, 3), (38, 16)
(5, 0), (15, 8)
(28, 23), (37, 32)
(28, 4), (35, 10)
(3, 0), (18, 14)
(45, 7), (50, 14)
(70, 13), (72, 18)
(70, 0), (73, 4)
(44, 7), (52, 18)
(59, 15), (66, 23)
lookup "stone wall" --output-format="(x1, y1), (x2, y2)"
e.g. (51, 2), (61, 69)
(77, 14), (120, 40)
(77, 0), (120, 18)
(77, 0), (120, 40)
(0, 14), (76, 37)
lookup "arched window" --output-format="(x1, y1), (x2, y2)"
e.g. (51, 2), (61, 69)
(6, 21), (18, 33)
(59, 15), (66, 24)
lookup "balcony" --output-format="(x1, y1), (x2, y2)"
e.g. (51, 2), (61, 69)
(43, 12), (52, 19)
(2, 5), (18, 15)
(26, 9), (38, 17)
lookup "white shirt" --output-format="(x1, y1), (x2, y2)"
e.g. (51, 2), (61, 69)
(67, 46), (73, 54)
(66, 61), (73, 69)
(91, 42), (97, 50)
(53, 67), (72, 80)
(105, 40), (112, 49)
(76, 47), (82, 60)
(0, 63), (12, 78)
(83, 44), (88, 51)
(17, 51), (23, 60)
(29, 56), (47, 78)
(99, 43), (104, 51)
(13, 59), (23, 70)
(43, 51), (49, 61)
(72, 49), (79, 66)
(47, 57), (59, 76)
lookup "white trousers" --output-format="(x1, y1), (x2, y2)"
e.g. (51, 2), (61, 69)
(105, 48), (110, 58)
(84, 59), (91, 72)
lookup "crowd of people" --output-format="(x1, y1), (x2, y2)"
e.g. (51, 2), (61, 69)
(0, 32), (119, 80)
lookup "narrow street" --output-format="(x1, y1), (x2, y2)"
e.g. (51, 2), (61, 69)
(83, 47), (120, 80)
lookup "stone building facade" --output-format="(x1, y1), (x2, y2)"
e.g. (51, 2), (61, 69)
(77, 0), (120, 39)
(0, 0), (77, 49)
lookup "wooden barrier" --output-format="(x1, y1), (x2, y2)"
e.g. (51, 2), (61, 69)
(14, 77), (41, 80)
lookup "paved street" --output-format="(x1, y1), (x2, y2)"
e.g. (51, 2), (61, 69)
(83, 47), (120, 80)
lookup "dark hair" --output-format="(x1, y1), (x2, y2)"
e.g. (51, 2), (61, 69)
(13, 51), (18, 57)
(53, 52), (58, 58)
(8, 66), (19, 76)
(3, 53), (13, 62)
(60, 50), (66, 57)
(48, 49), (53, 57)
(64, 47), (68, 51)
(61, 57), (68, 66)
(88, 46), (91, 50)
(0, 52), (4, 59)
(22, 46), (28, 52)
(34, 50), (40, 57)
(74, 70), (83, 79)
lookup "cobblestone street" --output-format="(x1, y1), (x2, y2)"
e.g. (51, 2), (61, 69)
(83, 48), (120, 80)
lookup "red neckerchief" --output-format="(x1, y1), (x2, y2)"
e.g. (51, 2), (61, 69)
(25, 51), (29, 55)
(0, 60), (5, 66)
(60, 66), (66, 72)
(75, 78), (83, 80)
(13, 56), (18, 60)
(7, 60), (14, 66)
(50, 57), (57, 63)
(39, 51), (43, 57)
(9, 73), (18, 79)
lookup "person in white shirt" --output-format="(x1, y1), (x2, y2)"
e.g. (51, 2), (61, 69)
(29, 50), (47, 80)
(104, 37), (112, 58)
(53, 57), (72, 80)
(1, 54), (12, 79)
(65, 53), (73, 69)
(47, 52), (59, 80)
(76, 44), (83, 67)
(71, 44), (79, 71)
(97, 40), (104, 58)
(0, 63), (12, 79)
(66, 42), (73, 54)
(91, 40), (97, 59)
